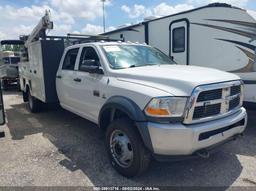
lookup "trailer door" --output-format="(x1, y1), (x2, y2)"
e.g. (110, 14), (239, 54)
(170, 20), (189, 65)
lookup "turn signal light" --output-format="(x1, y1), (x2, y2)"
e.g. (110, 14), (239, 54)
(146, 107), (170, 116)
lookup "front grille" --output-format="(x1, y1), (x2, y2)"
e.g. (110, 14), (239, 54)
(230, 85), (241, 96)
(193, 103), (221, 119)
(197, 89), (222, 102)
(229, 97), (240, 111)
(184, 81), (242, 124)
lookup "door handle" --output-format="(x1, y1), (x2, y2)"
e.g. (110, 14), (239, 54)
(73, 78), (81, 82)
(56, 75), (62, 79)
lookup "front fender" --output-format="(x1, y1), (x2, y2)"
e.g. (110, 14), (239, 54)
(99, 96), (146, 123)
(99, 96), (154, 152)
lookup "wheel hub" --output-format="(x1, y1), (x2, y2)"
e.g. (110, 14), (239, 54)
(110, 130), (133, 168)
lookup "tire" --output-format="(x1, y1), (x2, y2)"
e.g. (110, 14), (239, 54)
(27, 89), (41, 113)
(105, 118), (151, 177)
(22, 90), (28, 102)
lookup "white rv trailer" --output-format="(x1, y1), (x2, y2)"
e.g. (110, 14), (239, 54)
(103, 3), (256, 105)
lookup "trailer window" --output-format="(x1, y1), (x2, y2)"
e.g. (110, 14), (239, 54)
(172, 27), (185, 53)
(62, 48), (79, 70)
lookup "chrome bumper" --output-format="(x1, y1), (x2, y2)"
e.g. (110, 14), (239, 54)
(147, 107), (247, 155)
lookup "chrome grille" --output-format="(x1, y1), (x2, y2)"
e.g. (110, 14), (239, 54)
(229, 96), (240, 111)
(184, 81), (243, 124)
(230, 85), (241, 96)
(197, 89), (222, 102)
(193, 103), (221, 119)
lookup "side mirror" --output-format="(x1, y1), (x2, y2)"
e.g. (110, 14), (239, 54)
(80, 60), (104, 74)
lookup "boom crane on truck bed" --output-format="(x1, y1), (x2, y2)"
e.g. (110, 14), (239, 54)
(24, 10), (53, 47)
(18, 10), (122, 108)
(21, 9), (121, 48)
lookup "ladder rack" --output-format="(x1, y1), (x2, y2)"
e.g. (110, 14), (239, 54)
(43, 34), (123, 47)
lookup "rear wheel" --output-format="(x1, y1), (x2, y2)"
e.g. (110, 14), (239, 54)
(17, 80), (21, 91)
(106, 118), (151, 177)
(27, 89), (41, 113)
(22, 90), (28, 102)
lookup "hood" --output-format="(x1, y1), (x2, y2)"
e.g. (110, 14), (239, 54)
(112, 65), (240, 96)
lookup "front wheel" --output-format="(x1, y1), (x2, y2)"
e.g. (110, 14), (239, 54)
(105, 118), (151, 177)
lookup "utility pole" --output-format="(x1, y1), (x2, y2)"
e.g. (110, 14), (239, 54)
(101, 0), (106, 33)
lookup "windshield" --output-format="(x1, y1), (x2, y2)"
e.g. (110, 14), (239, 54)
(102, 45), (174, 69)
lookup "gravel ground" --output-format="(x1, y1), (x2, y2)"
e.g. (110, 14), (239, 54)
(0, 90), (255, 188)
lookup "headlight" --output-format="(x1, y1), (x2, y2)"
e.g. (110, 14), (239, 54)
(144, 97), (188, 118)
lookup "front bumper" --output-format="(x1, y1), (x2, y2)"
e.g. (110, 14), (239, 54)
(144, 107), (247, 156)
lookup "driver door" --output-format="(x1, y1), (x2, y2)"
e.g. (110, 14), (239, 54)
(73, 46), (107, 123)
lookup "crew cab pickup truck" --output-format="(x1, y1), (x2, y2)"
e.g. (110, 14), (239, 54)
(19, 41), (247, 177)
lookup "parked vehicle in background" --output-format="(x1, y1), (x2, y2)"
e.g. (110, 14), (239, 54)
(19, 11), (248, 177)
(0, 40), (24, 90)
(104, 3), (256, 107)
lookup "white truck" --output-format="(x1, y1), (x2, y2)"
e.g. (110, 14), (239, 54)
(19, 12), (248, 177)
(19, 40), (247, 177)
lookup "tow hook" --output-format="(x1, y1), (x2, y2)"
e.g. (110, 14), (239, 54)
(196, 149), (210, 159)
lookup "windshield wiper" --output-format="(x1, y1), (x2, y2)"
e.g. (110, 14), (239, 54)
(127, 64), (157, 69)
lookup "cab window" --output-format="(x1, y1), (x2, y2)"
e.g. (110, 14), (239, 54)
(62, 48), (79, 70)
(79, 47), (100, 70)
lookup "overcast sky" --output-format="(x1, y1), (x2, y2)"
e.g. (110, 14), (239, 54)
(0, 0), (256, 40)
